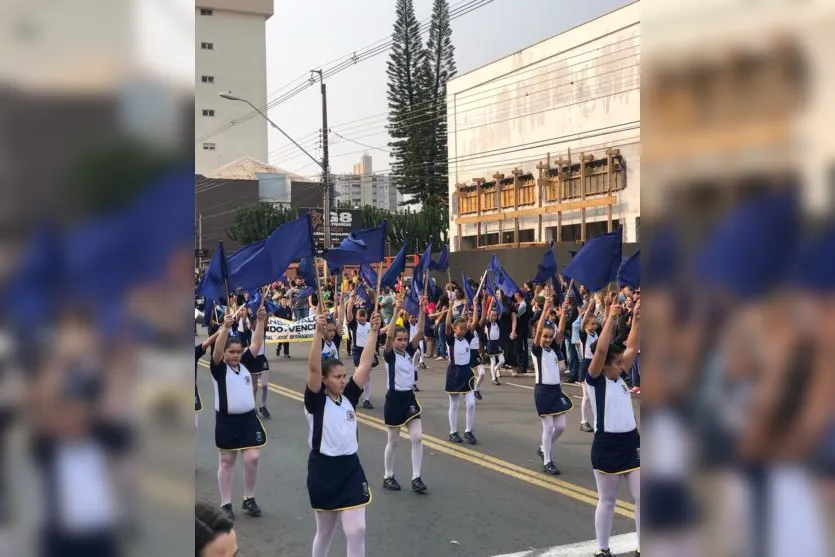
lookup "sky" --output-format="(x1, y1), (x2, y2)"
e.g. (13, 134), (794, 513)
(263, 0), (632, 178)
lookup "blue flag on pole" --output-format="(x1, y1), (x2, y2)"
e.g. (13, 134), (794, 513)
(196, 246), (224, 302)
(413, 238), (433, 293)
(461, 272), (476, 302)
(563, 229), (622, 292)
(430, 245), (449, 272)
(355, 282), (373, 306)
(693, 190), (799, 300)
(617, 250), (640, 288)
(489, 255), (520, 297)
(324, 222), (387, 267)
(791, 223), (835, 293)
(228, 215), (315, 293)
(359, 264), (378, 288)
(484, 272), (504, 315)
(245, 290), (278, 315)
(297, 257), (319, 289)
(381, 242), (408, 288)
(403, 285), (421, 318)
(532, 246), (558, 284)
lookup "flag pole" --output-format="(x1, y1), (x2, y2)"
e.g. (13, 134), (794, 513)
(314, 258), (325, 314)
(373, 259), (384, 314)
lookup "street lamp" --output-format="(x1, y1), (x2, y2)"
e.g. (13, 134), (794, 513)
(219, 91), (331, 250)
(219, 92), (321, 170)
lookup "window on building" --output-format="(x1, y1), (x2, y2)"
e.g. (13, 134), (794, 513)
(202, 143), (216, 151)
(201, 75), (215, 83)
(202, 109), (215, 117)
(201, 42), (214, 50)
(199, 8), (213, 16)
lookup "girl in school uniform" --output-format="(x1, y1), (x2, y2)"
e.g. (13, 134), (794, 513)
(211, 307), (269, 520)
(483, 297), (505, 385)
(444, 298), (480, 444)
(347, 295), (377, 410)
(306, 309), (381, 557)
(470, 302), (488, 401)
(531, 297), (573, 475)
(578, 300), (600, 432)
(321, 295), (347, 361)
(586, 300), (641, 557)
(381, 296), (428, 493)
(401, 310), (425, 391)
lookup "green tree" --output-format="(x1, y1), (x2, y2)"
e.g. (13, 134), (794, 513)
(226, 202), (295, 245)
(386, 0), (431, 206)
(421, 0), (456, 205)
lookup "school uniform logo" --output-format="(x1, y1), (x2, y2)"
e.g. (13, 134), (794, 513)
(361, 482), (369, 497)
(409, 405), (417, 414)
(245, 376), (251, 385)
(346, 410), (356, 422)
(621, 383), (629, 394)
(255, 431), (263, 443)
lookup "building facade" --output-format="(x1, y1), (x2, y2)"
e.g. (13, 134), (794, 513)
(195, 0), (272, 175)
(446, 1), (640, 251)
(333, 154), (402, 211)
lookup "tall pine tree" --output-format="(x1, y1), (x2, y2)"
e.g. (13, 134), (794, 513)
(386, 0), (429, 206)
(422, 0), (456, 206)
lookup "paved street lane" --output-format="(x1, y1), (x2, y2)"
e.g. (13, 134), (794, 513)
(195, 336), (639, 556)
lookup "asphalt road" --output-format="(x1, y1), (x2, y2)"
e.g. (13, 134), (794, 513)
(195, 334), (640, 557)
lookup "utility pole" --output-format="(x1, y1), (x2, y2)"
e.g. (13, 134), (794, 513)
(312, 69), (331, 251)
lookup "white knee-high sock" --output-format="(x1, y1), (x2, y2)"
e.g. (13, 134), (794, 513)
(362, 375), (372, 402)
(341, 507), (367, 557)
(313, 511), (340, 557)
(593, 471), (622, 550)
(448, 394), (460, 433)
(384, 427), (399, 477)
(626, 470), (641, 549)
(581, 383), (592, 424)
(474, 365), (486, 390)
(541, 416), (555, 464)
(464, 391), (476, 433)
(489, 356), (498, 380)
(408, 420), (423, 479)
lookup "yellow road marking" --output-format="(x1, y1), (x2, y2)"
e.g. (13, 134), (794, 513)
(198, 361), (635, 518)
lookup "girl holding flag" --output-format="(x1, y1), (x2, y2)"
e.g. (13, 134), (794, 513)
(444, 294), (480, 444)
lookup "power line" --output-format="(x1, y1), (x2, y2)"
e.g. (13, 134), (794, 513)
(195, 0), (495, 143)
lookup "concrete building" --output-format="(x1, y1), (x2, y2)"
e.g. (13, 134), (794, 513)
(333, 154), (402, 211)
(196, 157), (323, 257)
(195, 0), (273, 175)
(446, 1), (640, 251)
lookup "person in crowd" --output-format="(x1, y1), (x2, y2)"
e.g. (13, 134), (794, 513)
(211, 307), (268, 520)
(444, 297), (480, 445)
(274, 296), (292, 358)
(434, 295), (450, 361)
(195, 499), (238, 557)
(347, 293), (378, 410)
(495, 289), (517, 370)
(578, 299), (600, 432)
(586, 301), (641, 557)
(511, 290), (530, 375)
(381, 295), (428, 493)
(305, 309), (380, 557)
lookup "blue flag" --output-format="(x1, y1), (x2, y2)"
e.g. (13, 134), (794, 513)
(228, 215), (315, 293)
(6, 222), (64, 320)
(461, 271), (476, 302)
(484, 272), (504, 315)
(298, 286), (314, 300)
(693, 190), (799, 300)
(413, 238), (433, 293)
(563, 229), (622, 292)
(324, 222), (387, 266)
(359, 264), (379, 288)
(791, 223), (835, 293)
(245, 290), (278, 315)
(645, 224), (677, 287)
(532, 246), (558, 284)
(617, 250), (640, 288)
(489, 255), (520, 297)
(196, 246), (224, 303)
(355, 282), (373, 306)
(403, 285), (421, 318)
(297, 257), (319, 289)
(381, 242), (408, 288)
(430, 245), (449, 272)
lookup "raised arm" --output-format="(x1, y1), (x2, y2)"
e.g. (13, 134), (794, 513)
(201, 329), (221, 351)
(534, 297), (553, 346)
(469, 294), (479, 331)
(411, 297), (427, 348)
(212, 313), (235, 364)
(384, 298), (403, 352)
(352, 313), (381, 388)
(588, 304), (622, 379)
(445, 298), (454, 329)
(248, 306), (268, 356)
(336, 294), (347, 334)
(307, 312), (328, 393)
(346, 293), (356, 323)
(620, 299), (640, 370)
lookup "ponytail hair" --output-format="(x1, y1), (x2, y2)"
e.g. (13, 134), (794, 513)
(195, 499), (234, 556)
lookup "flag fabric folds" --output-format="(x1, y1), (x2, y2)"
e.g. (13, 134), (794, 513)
(563, 229), (622, 292)
(355, 283), (373, 306)
(484, 272), (504, 315)
(412, 239), (433, 294)
(532, 247), (558, 284)
(359, 264), (378, 288)
(461, 271), (476, 302)
(430, 245), (449, 272)
(381, 242), (408, 288)
(297, 257), (319, 290)
(617, 250), (640, 288)
(324, 222), (387, 267)
(489, 255), (520, 297)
